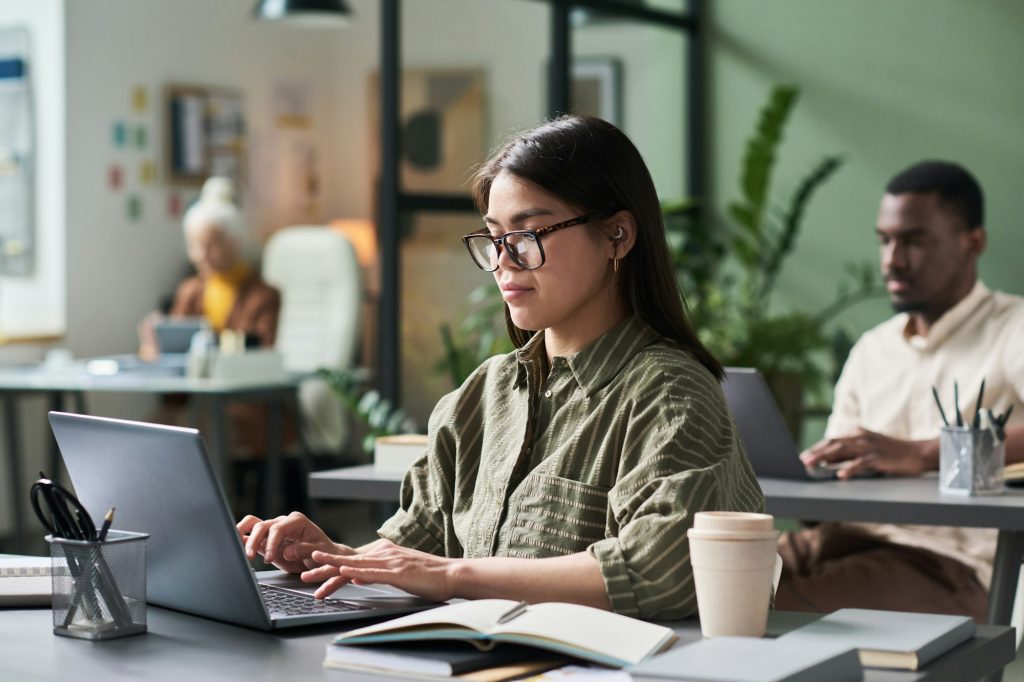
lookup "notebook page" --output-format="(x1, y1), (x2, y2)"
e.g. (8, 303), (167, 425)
(340, 599), (518, 640)
(491, 603), (674, 666)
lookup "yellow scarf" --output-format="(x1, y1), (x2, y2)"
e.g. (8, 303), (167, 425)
(203, 262), (249, 333)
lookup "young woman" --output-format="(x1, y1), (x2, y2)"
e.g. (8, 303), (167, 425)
(238, 116), (764, 619)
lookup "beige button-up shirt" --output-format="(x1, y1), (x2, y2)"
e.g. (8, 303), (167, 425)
(379, 315), (765, 619)
(827, 281), (1024, 585)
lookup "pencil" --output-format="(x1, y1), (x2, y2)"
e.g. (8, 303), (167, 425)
(97, 507), (115, 542)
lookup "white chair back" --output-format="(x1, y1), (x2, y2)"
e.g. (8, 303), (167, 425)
(263, 227), (362, 373)
(263, 227), (363, 452)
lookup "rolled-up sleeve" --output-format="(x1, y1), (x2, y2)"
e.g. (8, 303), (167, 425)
(377, 393), (459, 555)
(588, 387), (765, 620)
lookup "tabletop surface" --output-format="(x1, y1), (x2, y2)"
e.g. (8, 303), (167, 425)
(309, 465), (1024, 529)
(0, 605), (1013, 682)
(0, 357), (302, 394)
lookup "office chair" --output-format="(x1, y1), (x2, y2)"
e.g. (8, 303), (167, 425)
(262, 226), (363, 460)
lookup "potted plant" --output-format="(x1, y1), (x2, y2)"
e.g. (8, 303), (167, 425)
(665, 85), (882, 434)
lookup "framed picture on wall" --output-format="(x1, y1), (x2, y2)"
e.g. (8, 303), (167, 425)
(165, 83), (246, 187)
(368, 68), (487, 195)
(570, 57), (623, 127)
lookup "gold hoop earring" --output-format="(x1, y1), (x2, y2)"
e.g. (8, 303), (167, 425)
(613, 259), (620, 274)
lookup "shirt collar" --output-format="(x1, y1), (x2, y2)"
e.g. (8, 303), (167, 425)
(512, 331), (546, 389)
(511, 316), (660, 394)
(567, 316), (660, 396)
(904, 280), (991, 351)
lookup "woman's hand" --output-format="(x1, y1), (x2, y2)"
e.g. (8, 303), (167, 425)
(301, 540), (458, 601)
(236, 512), (354, 574)
(138, 311), (163, 362)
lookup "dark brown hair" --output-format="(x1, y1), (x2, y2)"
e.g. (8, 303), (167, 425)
(471, 115), (723, 380)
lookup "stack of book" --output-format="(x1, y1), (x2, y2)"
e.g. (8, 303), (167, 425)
(323, 605), (978, 681)
(0, 556), (51, 607)
(628, 609), (976, 682)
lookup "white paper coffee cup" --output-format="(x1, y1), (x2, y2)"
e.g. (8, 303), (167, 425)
(688, 511), (779, 638)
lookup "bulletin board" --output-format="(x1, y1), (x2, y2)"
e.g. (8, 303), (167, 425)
(164, 83), (246, 188)
(0, 25), (33, 277)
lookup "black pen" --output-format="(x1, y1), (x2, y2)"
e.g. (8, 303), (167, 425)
(973, 378), (986, 430)
(97, 507), (115, 542)
(953, 382), (963, 427)
(932, 386), (949, 426)
(496, 601), (529, 624)
(1000, 405), (1015, 428)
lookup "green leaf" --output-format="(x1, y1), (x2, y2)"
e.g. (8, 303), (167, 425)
(367, 399), (393, 430)
(357, 390), (381, 415)
(727, 202), (757, 232)
(760, 155), (844, 299)
(739, 85), (799, 218)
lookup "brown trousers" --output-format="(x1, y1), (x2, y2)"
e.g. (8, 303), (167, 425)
(776, 523), (989, 622)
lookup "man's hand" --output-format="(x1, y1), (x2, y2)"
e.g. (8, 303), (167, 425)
(800, 428), (939, 479)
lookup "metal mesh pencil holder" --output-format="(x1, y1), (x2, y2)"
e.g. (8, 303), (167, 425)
(47, 530), (149, 640)
(939, 426), (1005, 496)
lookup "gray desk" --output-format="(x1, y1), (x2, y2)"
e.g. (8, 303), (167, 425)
(0, 362), (302, 550)
(308, 467), (1024, 628)
(0, 605), (1013, 681)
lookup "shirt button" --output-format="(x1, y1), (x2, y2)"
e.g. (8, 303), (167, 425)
(544, 390), (552, 398)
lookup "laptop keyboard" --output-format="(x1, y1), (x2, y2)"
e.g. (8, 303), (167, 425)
(259, 583), (371, 616)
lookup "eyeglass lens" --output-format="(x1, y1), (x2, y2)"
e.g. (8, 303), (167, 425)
(466, 233), (542, 271)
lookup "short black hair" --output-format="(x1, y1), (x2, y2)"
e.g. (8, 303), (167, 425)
(885, 160), (984, 229)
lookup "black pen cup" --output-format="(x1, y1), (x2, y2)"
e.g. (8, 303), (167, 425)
(939, 426), (1005, 496)
(46, 530), (149, 640)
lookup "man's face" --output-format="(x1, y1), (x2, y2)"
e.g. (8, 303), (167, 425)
(875, 192), (980, 317)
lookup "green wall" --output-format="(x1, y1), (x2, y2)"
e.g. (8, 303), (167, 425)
(706, 0), (1024, 441)
(709, 0), (1024, 337)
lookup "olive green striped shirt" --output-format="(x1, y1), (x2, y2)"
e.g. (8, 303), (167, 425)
(379, 315), (765, 619)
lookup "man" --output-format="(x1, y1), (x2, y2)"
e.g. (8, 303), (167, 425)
(776, 161), (1024, 620)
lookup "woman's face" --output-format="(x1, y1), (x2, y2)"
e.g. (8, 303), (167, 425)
(186, 222), (239, 276)
(485, 171), (617, 336)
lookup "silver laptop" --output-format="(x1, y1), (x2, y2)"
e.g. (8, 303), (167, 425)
(722, 368), (837, 481)
(49, 411), (440, 629)
(153, 317), (206, 354)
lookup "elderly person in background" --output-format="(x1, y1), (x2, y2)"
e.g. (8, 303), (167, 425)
(139, 176), (280, 360)
(138, 177), (282, 463)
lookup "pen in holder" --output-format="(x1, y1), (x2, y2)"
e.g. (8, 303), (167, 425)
(939, 425), (1005, 496)
(47, 531), (149, 640)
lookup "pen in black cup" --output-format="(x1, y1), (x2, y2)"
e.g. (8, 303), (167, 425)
(932, 386), (949, 427)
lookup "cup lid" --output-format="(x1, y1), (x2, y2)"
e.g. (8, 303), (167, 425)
(687, 527), (780, 541)
(692, 511), (774, 532)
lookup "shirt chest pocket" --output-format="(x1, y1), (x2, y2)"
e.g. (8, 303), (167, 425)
(504, 473), (610, 558)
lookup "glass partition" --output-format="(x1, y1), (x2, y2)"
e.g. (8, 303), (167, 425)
(572, 18), (689, 203)
(400, 0), (550, 195)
